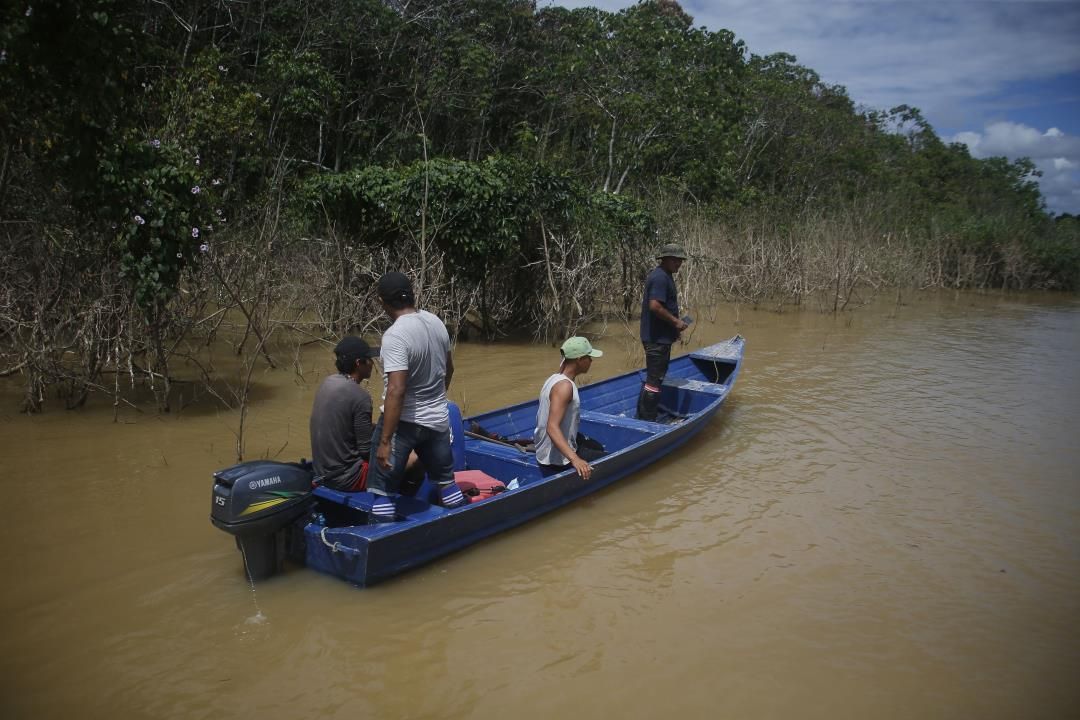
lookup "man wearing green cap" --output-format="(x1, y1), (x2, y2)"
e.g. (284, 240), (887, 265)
(638, 243), (689, 421)
(534, 337), (604, 480)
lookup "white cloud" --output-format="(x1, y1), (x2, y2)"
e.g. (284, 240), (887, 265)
(952, 131), (983, 151)
(948, 122), (1080, 213)
(1037, 167), (1080, 215)
(947, 121), (1080, 161)
(953, 121), (1080, 159)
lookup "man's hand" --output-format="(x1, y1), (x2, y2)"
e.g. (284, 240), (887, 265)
(571, 455), (593, 481)
(675, 318), (689, 333)
(378, 370), (407, 471)
(376, 438), (392, 470)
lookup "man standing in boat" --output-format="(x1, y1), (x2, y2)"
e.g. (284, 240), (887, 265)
(534, 337), (605, 480)
(637, 243), (689, 421)
(367, 272), (465, 521)
(309, 336), (379, 491)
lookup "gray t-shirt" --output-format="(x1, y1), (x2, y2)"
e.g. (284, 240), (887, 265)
(380, 310), (451, 431)
(309, 373), (373, 490)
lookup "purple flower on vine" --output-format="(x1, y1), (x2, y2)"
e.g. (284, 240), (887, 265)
(134, 215), (145, 225)
(191, 186), (200, 194)
(191, 227), (200, 238)
(200, 243), (210, 253)
(150, 139), (161, 148)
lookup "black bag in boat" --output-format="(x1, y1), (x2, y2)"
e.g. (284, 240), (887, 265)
(575, 432), (605, 461)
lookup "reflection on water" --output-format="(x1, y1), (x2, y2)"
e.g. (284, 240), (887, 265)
(1, 291), (1079, 719)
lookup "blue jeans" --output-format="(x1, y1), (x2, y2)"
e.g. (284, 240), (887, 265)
(366, 417), (455, 495)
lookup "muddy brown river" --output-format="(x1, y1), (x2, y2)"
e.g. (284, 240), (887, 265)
(1, 292), (1078, 719)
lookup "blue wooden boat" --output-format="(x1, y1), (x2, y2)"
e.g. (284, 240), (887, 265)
(210, 336), (744, 587)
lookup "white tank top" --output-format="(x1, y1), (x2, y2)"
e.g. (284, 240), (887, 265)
(533, 373), (579, 466)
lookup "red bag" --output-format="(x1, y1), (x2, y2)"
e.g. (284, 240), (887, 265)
(455, 470), (507, 503)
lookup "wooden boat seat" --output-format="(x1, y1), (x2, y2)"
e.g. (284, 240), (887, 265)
(686, 341), (741, 384)
(581, 378), (724, 429)
(689, 338), (743, 362)
(312, 486), (438, 519)
(463, 437), (535, 465)
(579, 409), (664, 431)
(313, 486), (377, 511)
(662, 376), (729, 396)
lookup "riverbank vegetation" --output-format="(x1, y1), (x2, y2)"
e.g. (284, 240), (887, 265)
(2, 0), (1078, 415)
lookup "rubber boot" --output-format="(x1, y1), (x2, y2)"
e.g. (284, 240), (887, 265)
(637, 385), (660, 421)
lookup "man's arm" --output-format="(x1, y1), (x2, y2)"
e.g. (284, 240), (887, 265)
(546, 381), (592, 481)
(648, 298), (688, 332)
(354, 391), (374, 460)
(376, 370), (407, 470)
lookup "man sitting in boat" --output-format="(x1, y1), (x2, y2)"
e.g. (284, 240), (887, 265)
(534, 336), (605, 480)
(309, 336), (380, 491)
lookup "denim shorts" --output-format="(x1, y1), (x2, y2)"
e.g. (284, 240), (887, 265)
(366, 417), (455, 495)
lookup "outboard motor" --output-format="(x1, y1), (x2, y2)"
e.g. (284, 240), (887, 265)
(210, 460), (315, 581)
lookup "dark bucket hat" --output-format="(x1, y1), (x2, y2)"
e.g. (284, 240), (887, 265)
(656, 243), (688, 260)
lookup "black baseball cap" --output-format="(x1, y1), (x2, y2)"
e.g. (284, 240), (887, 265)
(377, 271), (414, 302)
(334, 336), (379, 361)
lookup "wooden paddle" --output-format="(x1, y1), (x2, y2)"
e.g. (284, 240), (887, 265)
(464, 430), (531, 454)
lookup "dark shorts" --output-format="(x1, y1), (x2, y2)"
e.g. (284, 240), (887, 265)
(345, 461), (369, 492)
(319, 460), (369, 492)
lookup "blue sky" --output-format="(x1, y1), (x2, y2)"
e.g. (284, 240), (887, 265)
(544, 1), (1080, 215)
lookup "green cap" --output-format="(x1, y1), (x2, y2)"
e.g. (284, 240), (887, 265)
(561, 336), (603, 359)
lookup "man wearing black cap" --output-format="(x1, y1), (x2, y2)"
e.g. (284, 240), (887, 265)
(367, 272), (464, 521)
(309, 336), (379, 491)
(637, 243), (689, 421)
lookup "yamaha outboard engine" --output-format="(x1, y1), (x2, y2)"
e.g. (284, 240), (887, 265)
(210, 460), (315, 581)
